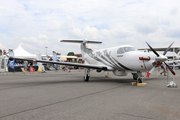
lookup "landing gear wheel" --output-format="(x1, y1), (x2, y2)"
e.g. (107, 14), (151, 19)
(137, 78), (143, 83)
(132, 73), (138, 80)
(84, 75), (89, 82)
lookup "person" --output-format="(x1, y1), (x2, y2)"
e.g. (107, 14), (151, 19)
(160, 63), (166, 76)
(33, 61), (38, 71)
(29, 62), (35, 72)
(23, 60), (28, 72)
(33, 61), (37, 66)
(69, 60), (72, 70)
(62, 65), (70, 72)
(46, 56), (50, 70)
(3, 50), (6, 55)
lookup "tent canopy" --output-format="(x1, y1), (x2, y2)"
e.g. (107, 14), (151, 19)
(59, 56), (78, 61)
(14, 45), (36, 59)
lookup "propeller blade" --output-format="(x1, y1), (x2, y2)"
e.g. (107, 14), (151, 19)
(146, 42), (159, 57)
(163, 42), (174, 55)
(164, 62), (175, 75)
(146, 65), (157, 77)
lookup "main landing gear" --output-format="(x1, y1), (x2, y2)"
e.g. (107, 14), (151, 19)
(132, 71), (144, 83)
(84, 68), (90, 82)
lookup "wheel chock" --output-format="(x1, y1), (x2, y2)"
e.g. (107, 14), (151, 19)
(132, 82), (137, 85)
(137, 83), (147, 86)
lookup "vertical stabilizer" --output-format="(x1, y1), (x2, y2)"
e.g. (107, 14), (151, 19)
(60, 39), (102, 61)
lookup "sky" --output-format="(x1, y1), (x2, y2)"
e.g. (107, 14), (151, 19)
(0, 0), (180, 55)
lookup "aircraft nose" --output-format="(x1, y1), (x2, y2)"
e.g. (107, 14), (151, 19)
(156, 55), (167, 62)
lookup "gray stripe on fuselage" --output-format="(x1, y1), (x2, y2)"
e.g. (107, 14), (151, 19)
(112, 57), (132, 70)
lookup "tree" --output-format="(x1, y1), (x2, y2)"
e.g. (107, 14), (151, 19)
(57, 52), (61, 55)
(67, 52), (74, 56)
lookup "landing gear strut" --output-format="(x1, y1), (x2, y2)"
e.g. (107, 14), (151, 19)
(136, 71), (143, 83)
(84, 68), (90, 82)
(132, 71), (147, 86)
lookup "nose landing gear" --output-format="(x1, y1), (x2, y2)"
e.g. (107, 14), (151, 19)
(132, 71), (147, 86)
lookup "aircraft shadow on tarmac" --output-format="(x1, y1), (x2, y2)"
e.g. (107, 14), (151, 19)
(1, 77), (137, 89)
(1, 75), (167, 89)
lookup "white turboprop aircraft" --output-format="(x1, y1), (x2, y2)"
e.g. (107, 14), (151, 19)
(8, 40), (175, 83)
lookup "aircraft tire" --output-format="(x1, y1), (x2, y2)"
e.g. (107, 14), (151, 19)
(137, 78), (143, 83)
(132, 73), (138, 80)
(84, 75), (89, 82)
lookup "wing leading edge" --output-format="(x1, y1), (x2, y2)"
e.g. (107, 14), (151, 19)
(9, 57), (108, 70)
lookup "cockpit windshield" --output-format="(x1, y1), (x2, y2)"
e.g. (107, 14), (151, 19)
(123, 47), (135, 52)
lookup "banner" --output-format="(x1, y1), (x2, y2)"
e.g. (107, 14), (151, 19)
(8, 49), (14, 69)
(9, 60), (15, 69)
(9, 49), (14, 58)
(53, 51), (57, 68)
(36, 51), (42, 66)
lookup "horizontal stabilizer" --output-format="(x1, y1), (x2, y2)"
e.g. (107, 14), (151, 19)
(61, 39), (102, 44)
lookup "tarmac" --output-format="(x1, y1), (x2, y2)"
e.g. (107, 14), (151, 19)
(0, 69), (180, 120)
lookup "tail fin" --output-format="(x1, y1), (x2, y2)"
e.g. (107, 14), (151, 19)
(60, 39), (102, 60)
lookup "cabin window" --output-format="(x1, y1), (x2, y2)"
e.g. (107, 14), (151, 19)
(117, 48), (125, 54)
(123, 47), (135, 52)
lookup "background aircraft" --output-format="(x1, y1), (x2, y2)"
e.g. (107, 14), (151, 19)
(8, 39), (175, 83)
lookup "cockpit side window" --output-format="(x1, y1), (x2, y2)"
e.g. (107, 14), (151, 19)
(123, 47), (135, 52)
(117, 48), (125, 54)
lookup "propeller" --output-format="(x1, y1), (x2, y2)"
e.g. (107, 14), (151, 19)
(146, 42), (159, 57)
(146, 42), (175, 77)
(163, 42), (174, 55)
(164, 62), (175, 75)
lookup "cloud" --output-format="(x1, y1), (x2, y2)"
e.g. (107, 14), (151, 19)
(0, 0), (180, 55)
(135, 23), (157, 35)
(22, 34), (49, 47)
(170, 8), (179, 15)
(164, 27), (180, 38)
(0, 43), (6, 49)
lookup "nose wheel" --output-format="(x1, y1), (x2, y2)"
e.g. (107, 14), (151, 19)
(136, 71), (143, 83)
(137, 77), (143, 83)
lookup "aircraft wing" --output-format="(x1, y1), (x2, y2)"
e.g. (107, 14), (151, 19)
(166, 60), (180, 67)
(9, 57), (108, 70)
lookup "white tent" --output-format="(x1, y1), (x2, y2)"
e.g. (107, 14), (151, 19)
(14, 45), (36, 59)
(59, 56), (78, 61)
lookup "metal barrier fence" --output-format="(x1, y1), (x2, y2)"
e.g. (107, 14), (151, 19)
(0, 56), (8, 72)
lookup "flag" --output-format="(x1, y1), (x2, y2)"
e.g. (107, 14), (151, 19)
(53, 51), (57, 68)
(9, 60), (15, 69)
